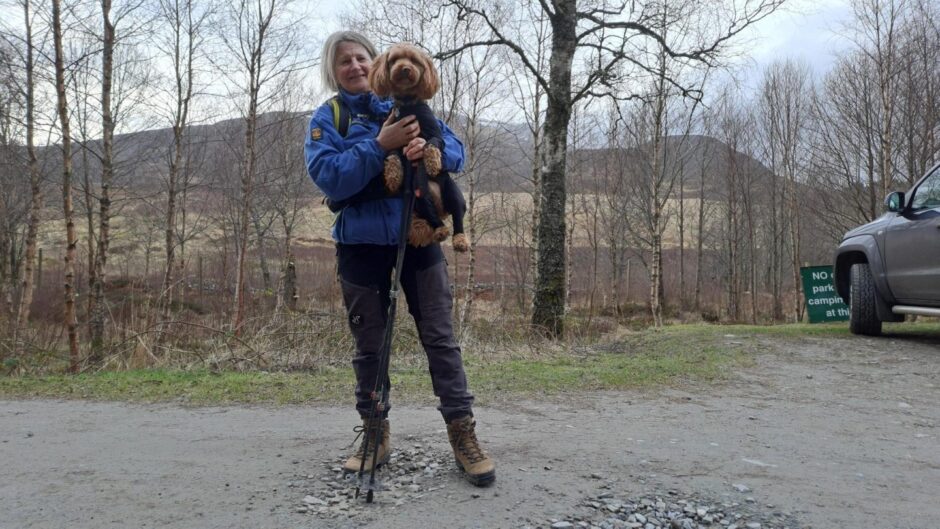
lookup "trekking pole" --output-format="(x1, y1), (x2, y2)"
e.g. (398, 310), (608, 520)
(356, 156), (416, 503)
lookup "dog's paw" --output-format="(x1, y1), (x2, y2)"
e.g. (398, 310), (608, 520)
(432, 225), (450, 243)
(424, 145), (442, 177)
(408, 219), (435, 247)
(452, 233), (469, 253)
(384, 156), (403, 193)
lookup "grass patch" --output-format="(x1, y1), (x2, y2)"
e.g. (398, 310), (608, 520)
(9, 323), (893, 406)
(0, 369), (353, 405)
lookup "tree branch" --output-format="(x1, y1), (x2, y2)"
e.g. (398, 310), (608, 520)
(440, 0), (550, 94)
(579, 1), (785, 66)
(537, 0), (556, 21)
(575, 1), (628, 19)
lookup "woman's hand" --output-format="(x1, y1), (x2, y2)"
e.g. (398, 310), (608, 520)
(376, 114), (420, 152)
(403, 137), (427, 161)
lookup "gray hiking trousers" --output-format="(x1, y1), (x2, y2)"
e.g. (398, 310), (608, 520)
(337, 243), (474, 422)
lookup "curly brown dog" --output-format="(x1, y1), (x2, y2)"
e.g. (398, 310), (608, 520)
(369, 43), (468, 253)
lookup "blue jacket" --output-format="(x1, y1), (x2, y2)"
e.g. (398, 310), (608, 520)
(304, 89), (465, 245)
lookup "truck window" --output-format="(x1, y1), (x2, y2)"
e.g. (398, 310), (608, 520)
(911, 169), (940, 210)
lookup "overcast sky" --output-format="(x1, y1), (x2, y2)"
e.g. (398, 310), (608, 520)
(743, 0), (853, 73)
(308, 0), (855, 86)
(0, 0), (855, 85)
(0, 0), (858, 129)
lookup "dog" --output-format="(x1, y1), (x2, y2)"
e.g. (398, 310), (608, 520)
(368, 43), (469, 253)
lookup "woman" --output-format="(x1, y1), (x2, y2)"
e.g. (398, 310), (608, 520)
(304, 30), (495, 487)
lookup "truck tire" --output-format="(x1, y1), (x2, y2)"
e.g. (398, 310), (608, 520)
(849, 262), (882, 336)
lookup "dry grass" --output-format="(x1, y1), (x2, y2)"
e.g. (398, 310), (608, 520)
(32, 191), (722, 268)
(1, 296), (546, 376)
(0, 323), (757, 404)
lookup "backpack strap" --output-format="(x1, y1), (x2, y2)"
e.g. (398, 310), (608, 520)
(322, 95), (352, 216)
(328, 95), (351, 137)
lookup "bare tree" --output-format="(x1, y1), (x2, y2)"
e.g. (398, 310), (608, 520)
(895, 0), (940, 186)
(615, 1), (707, 326)
(759, 59), (812, 321)
(811, 54), (882, 231)
(0, 41), (28, 327)
(52, 0), (80, 371)
(451, 48), (504, 330)
(266, 113), (309, 312)
(220, 0), (305, 335)
(440, 0), (787, 337)
(692, 115), (717, 314)
(712, 88), (748, 321)
(82, 0), (152, 357)
(64, 32), (100, 332)
(154, 0), (211, 330)
(849, 0), (907, 199)
(6, 0), (44, 345)
(596, 104), (631, 315)
(810, 0), (938, 243)
(492, 0), (550, 316)
(735, 112), (761, 323)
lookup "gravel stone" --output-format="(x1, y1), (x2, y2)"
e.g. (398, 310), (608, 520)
(293, 437), (801, 528)
(293, 434), (459, 520)
(542, 489), (801, 529)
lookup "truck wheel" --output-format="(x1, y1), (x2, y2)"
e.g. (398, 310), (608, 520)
(849, 262), (882, 336)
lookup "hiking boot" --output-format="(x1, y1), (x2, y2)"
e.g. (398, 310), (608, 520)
(343, 418), (391, 474)
(447, 416), (495, 486)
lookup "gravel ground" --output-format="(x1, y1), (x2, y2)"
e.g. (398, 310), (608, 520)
(2, 330), (938, 529)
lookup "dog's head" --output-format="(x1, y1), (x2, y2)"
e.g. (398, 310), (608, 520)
(369, 43), (439, 100)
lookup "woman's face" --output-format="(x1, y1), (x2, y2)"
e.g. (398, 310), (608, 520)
(335, 41), (372, 94)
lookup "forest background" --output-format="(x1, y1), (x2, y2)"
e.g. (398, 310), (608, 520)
(0, 0), (937, 375)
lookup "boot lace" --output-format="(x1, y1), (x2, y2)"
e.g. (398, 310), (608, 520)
(349, 421), (386, 458)
(350, 424), (369, 458)
(454, 425), (486, 464)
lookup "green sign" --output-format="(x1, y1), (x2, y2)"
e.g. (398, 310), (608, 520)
(800, 265), (849, 323)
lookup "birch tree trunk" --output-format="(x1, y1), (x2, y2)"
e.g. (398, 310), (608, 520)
(52, 0), (80, 371)
(726, 143), (740, 322)
(229, 0), (278, 335)
(531, 0), (575, 337)
(678, 163), (685, 311)
(160, 0), (199, 330)
(233, 104), (256, 334)
(278, 229), (297, 312)
(14, 0), (43, 342)
(88, 0), (115, 357)
(648, 51), (668, 328)
(694, 156), (706, 313)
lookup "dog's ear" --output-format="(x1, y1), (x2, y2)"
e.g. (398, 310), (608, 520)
(415, 51), (439, 101)
(369, 52), (391, 97)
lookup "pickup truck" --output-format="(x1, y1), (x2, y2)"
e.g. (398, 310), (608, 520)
(833, 161), (940, 335)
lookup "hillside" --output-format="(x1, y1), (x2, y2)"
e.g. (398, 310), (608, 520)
(49, 111), (774, 204)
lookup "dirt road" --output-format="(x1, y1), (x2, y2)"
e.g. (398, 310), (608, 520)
(2, 330), (938, 529)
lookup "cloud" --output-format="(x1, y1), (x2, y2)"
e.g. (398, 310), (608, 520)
(748, 0), (853, 75)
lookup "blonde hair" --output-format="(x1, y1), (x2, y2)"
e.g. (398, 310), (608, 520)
(320, 31), (379, 92)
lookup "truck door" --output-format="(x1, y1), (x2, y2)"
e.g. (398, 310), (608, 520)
(884, 167), (940, 305)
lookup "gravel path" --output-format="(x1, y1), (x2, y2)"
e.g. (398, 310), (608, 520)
(2, 330), (938, 529)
